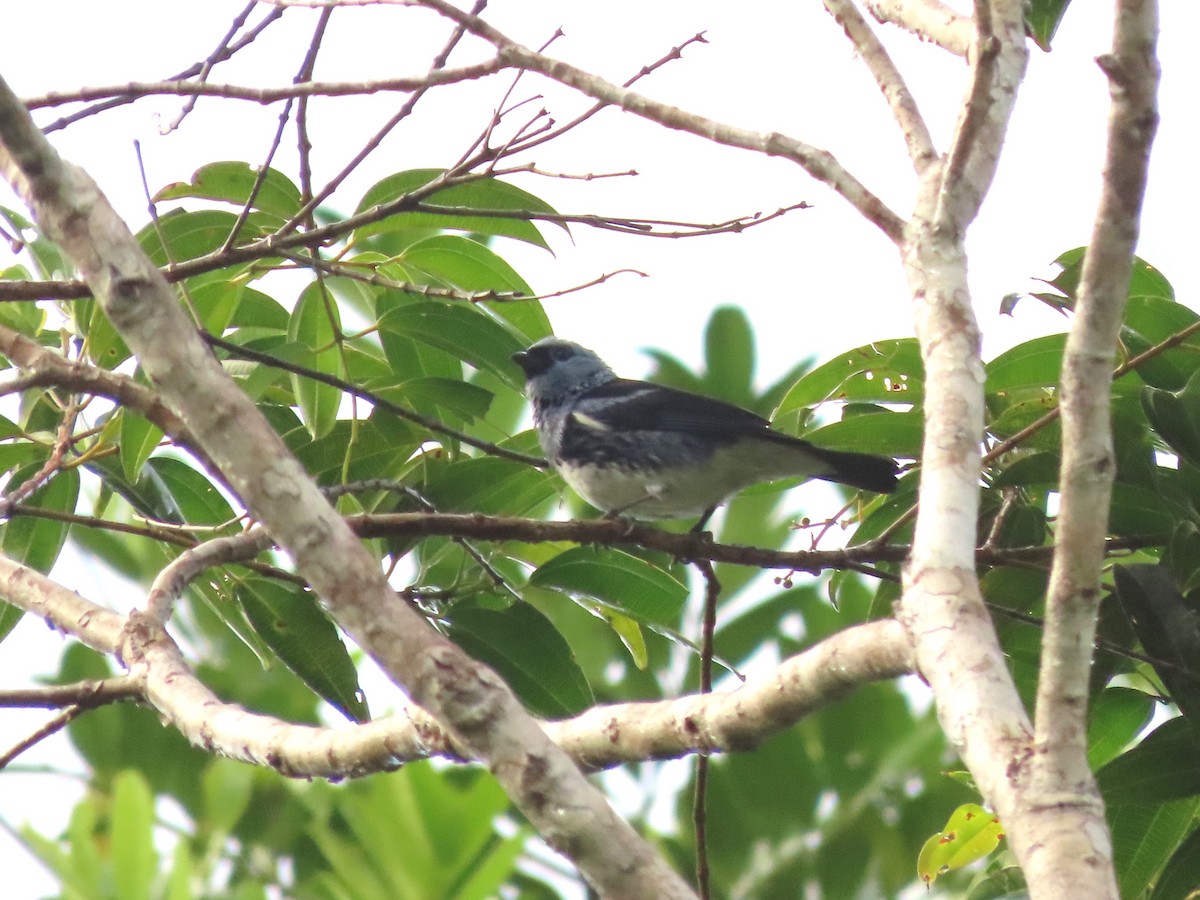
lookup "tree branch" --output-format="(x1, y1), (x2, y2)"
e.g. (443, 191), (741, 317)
(895, 0), (1043, 888)
(23, 65), (507, 110)
(0, 547), (913, 777)
(0, 70), (695, 899)
(406, 0), (906, 242)
(822, 0), (937, 172)
(864, 0), (972, 58)
(1028, 1), (1159, 894)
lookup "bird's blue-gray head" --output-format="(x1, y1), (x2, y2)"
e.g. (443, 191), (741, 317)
(512, 338), (616, 407)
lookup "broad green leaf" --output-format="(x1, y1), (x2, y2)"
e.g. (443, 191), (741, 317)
(1143, 370), (1200, 471)
(1112, 565), (1200, 727)
(1152, 824), (1200, 900)
(145, 456), (236, 526)
(155, 161), (303, 219)
(1088, 687), (1156, 770)
(0, 600), (22, 644)
(354, 168), (558, 249)
(1111, 797), (1200, 900)
(203, 757), (256, 836)
(530, 546), (688, 626)
(421, 456), (556, 516)
(448, 602), (593, 717)
(985, 334), (1065, 395)
(1098, 717), (1200, 807)
(1026, 0), (1072, 51)
(292, 416), (420, 487)
(371, 376), (493, 424)
(1, 465), (79, 573)
(777, 337), (922, 413)
(916, 804), (1004, 888)
(1109, 483), (1183, 539)
(377, 301), (527, 389)
(397, 233), (532, 294)
(112, 770), (157, 900)
(705, 306), (756, 404)
(165, 841), (194, 900)
(119, 408), (164, 482)
(803, 409), (923, 460)
(237, 577), (369, 722)
(137, 208), (279, 267)
(1123, 295), (1200, 391)
(287, 281), (343, 439)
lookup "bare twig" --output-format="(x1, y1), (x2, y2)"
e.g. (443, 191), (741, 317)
(407, 0), (906, 242)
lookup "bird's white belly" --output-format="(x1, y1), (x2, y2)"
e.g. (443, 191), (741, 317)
(556, 454), (742, 519)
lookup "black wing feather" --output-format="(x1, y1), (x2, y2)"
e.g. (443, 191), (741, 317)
(576, 379), (773, 436)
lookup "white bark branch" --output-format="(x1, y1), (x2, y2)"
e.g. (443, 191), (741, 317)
(822, 0), (938, 172)
(0, 73), (695, 900)
(0, 548), (912, 776)
(896, 0), (1045, 887)
(1028, 1), (1160, 895)
(864, 0), (973, 58)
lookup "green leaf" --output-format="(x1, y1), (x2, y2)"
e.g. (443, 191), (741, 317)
(1143, 370), (1200, 471)
(119, 408), (164, 482)
(803, 409), (923, 460)
(397, 234), (532, 295)
(530, 546), (688, 627)
(145, 456), (236, 526)
(448, 602), (593, 717)
(1, 465), (79, 573)
(777, 337), (922, 413)
(1123, 295), (1200, 391)
(237, 577), (369, 722)
(704, 306), (756, 404)
(1088, 687), (1155, 770)
(137, 208), (278, 268)
(1152, 824), (1200, 900)
(155, 161), (303, 219)
(287, 281), (343, 439)
(1111, 797), (1200, 900)
(422, 456), (556, 516)
(1098, 717), (1200, 807)
(377, 301), (527, 390)
(1112, 565), (1200, 727)
(372, 376), (493, 424)
(985, 334), (1065, 395)
(203, 757), (256, 835)
(1026, 0), (1072, 51)
(354, 168), (558, 249)
(916, 803), (1004, 888)
(112, 770), (157, 900)
(0, 599), (23, 644)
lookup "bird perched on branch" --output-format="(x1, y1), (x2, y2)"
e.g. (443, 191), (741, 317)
(512, 337), (899, 527)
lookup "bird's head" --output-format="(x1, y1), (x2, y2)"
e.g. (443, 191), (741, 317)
(512, 337), (616, 404)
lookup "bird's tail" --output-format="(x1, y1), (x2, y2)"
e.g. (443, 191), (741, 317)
(757, 432), (900, 494)
(805, 443), (900, 494)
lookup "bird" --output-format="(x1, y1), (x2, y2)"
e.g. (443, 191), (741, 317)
(512, 337), (899, 527)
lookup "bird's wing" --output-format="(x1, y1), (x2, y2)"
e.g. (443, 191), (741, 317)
(573, 379), (773, 436)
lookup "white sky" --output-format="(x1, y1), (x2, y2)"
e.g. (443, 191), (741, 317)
(0, 1), (1196, 895)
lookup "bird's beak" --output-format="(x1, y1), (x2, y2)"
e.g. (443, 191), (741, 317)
(511, 349), (530, 373)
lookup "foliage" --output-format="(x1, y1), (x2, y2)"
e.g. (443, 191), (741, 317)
(1, 143), (1199, 897)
